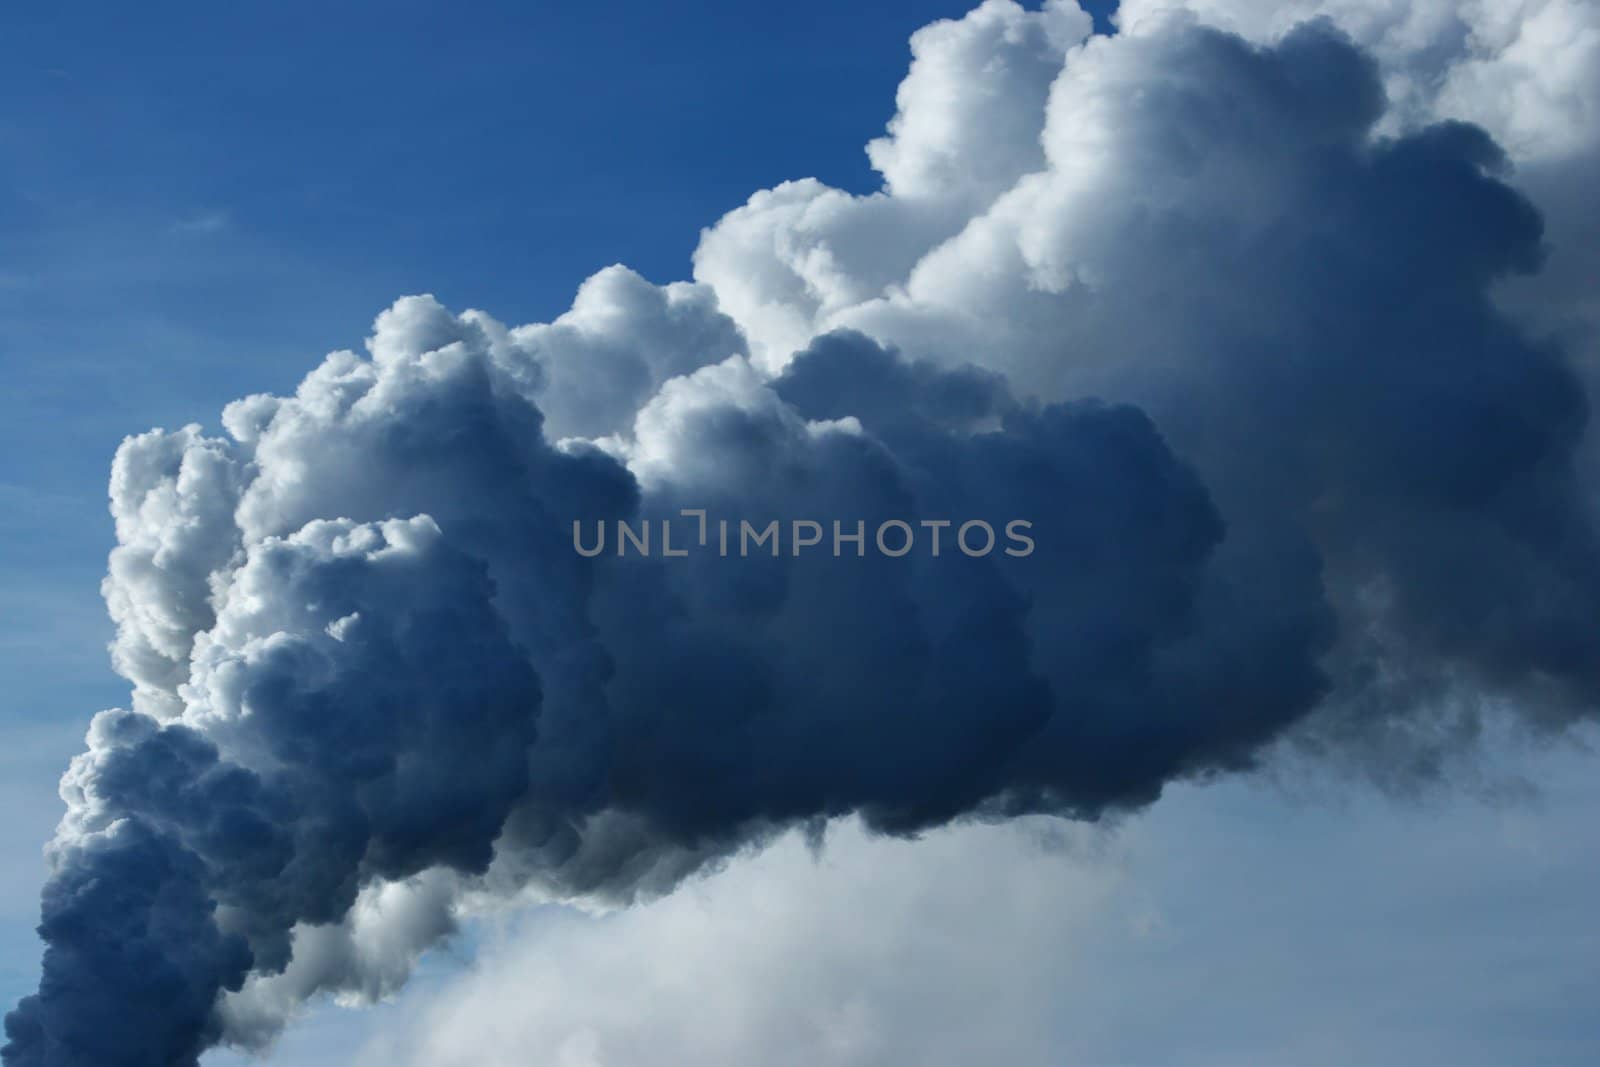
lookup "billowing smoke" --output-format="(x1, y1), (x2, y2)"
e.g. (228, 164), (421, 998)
(8, 1), (1600, 1064)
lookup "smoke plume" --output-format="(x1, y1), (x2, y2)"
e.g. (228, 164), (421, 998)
(7, 1), (1600, 1063)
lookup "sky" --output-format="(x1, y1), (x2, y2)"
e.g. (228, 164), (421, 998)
(2, 1), (1599, 1065)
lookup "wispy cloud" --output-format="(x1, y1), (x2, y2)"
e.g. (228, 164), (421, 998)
(169, 209), (232, 236)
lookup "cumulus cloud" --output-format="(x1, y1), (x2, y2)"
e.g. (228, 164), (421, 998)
(7, 1), (1600, 1065)
(508, 265), (748, 442)
(693, 10), (1600, 745)
(1117, 0), (1600, 161)
(9, 516), (544, 1067)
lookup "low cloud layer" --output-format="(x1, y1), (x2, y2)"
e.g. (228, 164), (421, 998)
(7, 1), (1600, 1064)
(349, 752), (1600, 1067)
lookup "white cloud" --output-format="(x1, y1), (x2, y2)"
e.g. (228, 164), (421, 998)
(355, 738), (1600, 1067)
(1118, 0), (1600, 162)
(356, 817), (1129, 1067)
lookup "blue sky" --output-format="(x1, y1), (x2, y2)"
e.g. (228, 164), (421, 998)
(3, 2), (1599, 1065)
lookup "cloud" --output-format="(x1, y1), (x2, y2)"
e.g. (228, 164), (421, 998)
(9, 516), (545, 1066)
(1114, 0), (1600, 162)
(359, 818), (1129, 1067)
(509, 265), (748, 442)
(171, 210), (233, 236)
(7, 2), (1600, 1065)
(355, 744), (1600, 1067)
(695, 15), (1600, 743)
